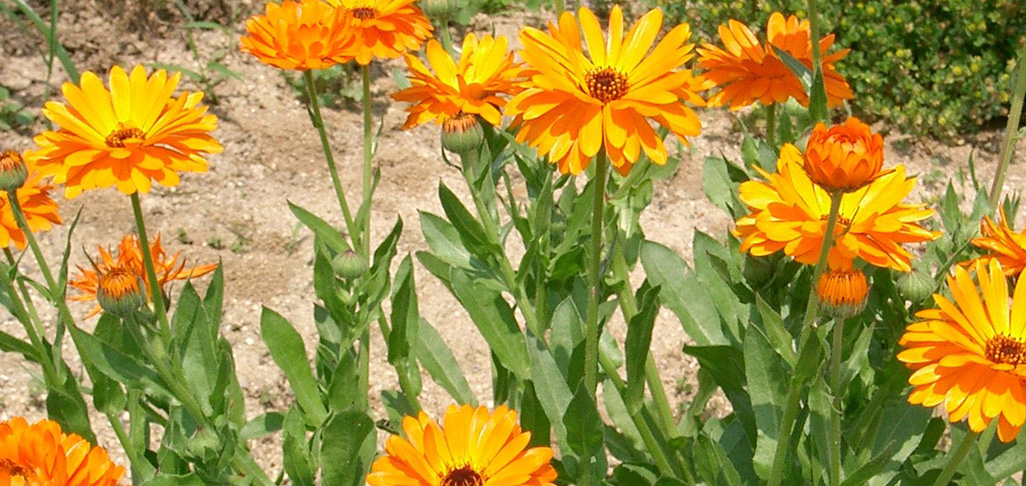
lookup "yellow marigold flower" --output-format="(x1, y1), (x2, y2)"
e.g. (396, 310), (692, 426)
(697, 12), (854, 110)
(323, 0), (433, 66)
(505, 6), (705, 175)
(392, 33), (522, 129)
(802, 117), (884, 193)
(734, 144), (938, 272)
(966, 209), (1026, 276)
(240, 0), (353, 70)
(0, 417), (125, 486)
(29, 65), (222, 199)
(816, 262), (869, 318)
(367, 404), (557, 486)
(70, 234), (217, 318)
(898, 260), (1026, 443)
(0, 155), (61, 250)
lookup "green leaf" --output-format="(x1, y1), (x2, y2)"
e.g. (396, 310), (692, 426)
(520, 381), (552, 447)
(419, 211), (473, 270)
(745, 327), (787, 479)
(703, 157), (746, 218)
(624, 283), (659, 414)
(282, 407), (316, 486)
(45, 381), (97, 445)
(526, 332), (573, 444)
(754, 294), (797, 367)
(416, 318), (475, 405)
(449, 270), (530, 380)
(173, 282), (218, 416)
(690, 434), (744, 486)
(388, 256), (419, 366)
(0, 331), (36, 361)
(771, 46), (813, 91)
(138, 473), (206, 486)
(809, 68), (829, 122)
(438, 182), (498, 258)
(239, 412), (285, 440)
(260, 307), (328, 426)
(320, 410), (376, 486)
(68, 325), (168, 397)
(641, 241), (727, 345)
(289, 201), (349, 252)
(563, 383), (604, 459)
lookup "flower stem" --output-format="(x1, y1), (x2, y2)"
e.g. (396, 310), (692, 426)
(437, 20), (454, 54)
(584, 150), (609, 396)
(6, 190), (60, 293)
(766, 102), (778, 150)
(302, 70), (357, 248)
(0, 248), (59, 385)
(554, 0), (565, 15)
(989, 40), (1026, 210)
(361, 63), (373, 258)
(931, 430), (979, 486)
(130, 192), (173, 348)
(768, 189), (844, 486)
(808, 0), (822, 70)
(829, 316), (845, 486)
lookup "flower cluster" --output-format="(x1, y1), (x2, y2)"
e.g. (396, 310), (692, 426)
(0, 417), (125, 486)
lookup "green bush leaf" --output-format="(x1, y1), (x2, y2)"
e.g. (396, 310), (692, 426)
(625, 283), (659, 414)
(416, 318), (475, 405)
(563, 383), (604, 459)
(289, 201), (349, 252)
(282, 407), (316, 486)
(320, 410), (375, 486)
(526, 332), (573, 444)
(449, 270), (530, 380)
(259, 307), (328, 426)
(240, 412), (285, 440)
(641, 240), (728, 346)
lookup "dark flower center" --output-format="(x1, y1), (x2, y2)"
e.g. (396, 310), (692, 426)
(105, 126), (146, 148)
(986, 334), (1026, 366)
(352, 7), (377, 20)
(585, 66), (629, 103)
(441, 465), (483, 486)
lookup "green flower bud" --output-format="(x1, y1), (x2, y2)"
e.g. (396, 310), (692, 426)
(332, 249), (368, 280)
(896, 269), (935, 304)
(0, 150), (28, 192)
(441, 113), (484, 155)
(97, 267), (145, 317)
(421, 0), (458, 22)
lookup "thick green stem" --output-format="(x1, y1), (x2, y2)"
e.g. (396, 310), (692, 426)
(361, 63), (373, 258)
(0, 249), (59, 385)
(5, 248), (47, 346)
(302, 70), (357, 247)
(808, 0), (822, 71)
(768, 190), (844, 486)
(437, 20), (454, 54)
(130, 192), (172, 347)
(989, 41), (1026, 210)
(554, 0), (565, 15)
(584, 151), (609, 396)
(829, 316), (845, 486)
(766, 102), (778, 150)
(931, 430), (979, 486)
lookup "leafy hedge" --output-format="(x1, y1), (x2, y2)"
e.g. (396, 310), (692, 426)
(660, 0), (1026, 138)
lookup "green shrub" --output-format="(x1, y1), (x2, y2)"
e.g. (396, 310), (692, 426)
(658, 0), (1026, 138)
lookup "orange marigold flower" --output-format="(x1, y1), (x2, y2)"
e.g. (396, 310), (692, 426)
(0, 417), (125, 486)
(697, 12), (854, 110)
(392, 33), (522, 129)
(898, 260), (1026, 443)
(816, 262), (869, 318)
(802, 117), (884, 193)
(735, 144), (938, 272)
(70, 234), (218, 318)
(965, 209), (1026, 276)
(367, 404), (557, 486)
(505, 6), (705, 175)
(323, 0), (433, 66)
(28, 65), (222, 199)
(240, 0), (352, 70)
(0, 155), (61, 249)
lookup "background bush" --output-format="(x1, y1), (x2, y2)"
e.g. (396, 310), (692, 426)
(657, 0), (1026, 138)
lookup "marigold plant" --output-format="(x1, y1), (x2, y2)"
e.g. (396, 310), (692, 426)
(0, 417), (125, 486)
(323, 0), (433, 65)
(240, 0), (353, 71)
(392, 33), (521, 129)
(697, 12), (853, 110)
(29, 65), (222, 198)
(367, 405), (557, 486)
(70, 234), (217, 317)
(506, 5), (705, 175)
(735, 144), (938, 271)
(899, 260), (1026, 443)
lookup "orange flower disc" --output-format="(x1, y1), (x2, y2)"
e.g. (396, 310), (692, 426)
(506, 6), (706, 175)
(240, 0), (353, 70)
(29, 65), (222, 198)
(0, 417), (125, 486)
(367, 405), (557, 486)
(898, 260), (1026, 443)
(392, 33), (522, 129)
(0, 155), (61, 249)
(324, 0), (433, 66)
(734, 143), (937, 272)
(965, 209), (1026, 276)
(697, 12), (854, 110)
(802, 117), (884, 193)
(70, 234), (217, 318)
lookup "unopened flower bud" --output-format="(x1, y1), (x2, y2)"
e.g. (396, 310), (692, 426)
(816, 267), (869, 319)
(97, 267), (145, 317)
(332, 250), (368, 280)
(441, 113), (484, 155)
(0, 150), (28, 192)
(896, 269), (935, 304)
(421, 0), (458, 22)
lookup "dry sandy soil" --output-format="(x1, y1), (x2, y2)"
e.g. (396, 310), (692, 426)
(1, 0), (1025, 475)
